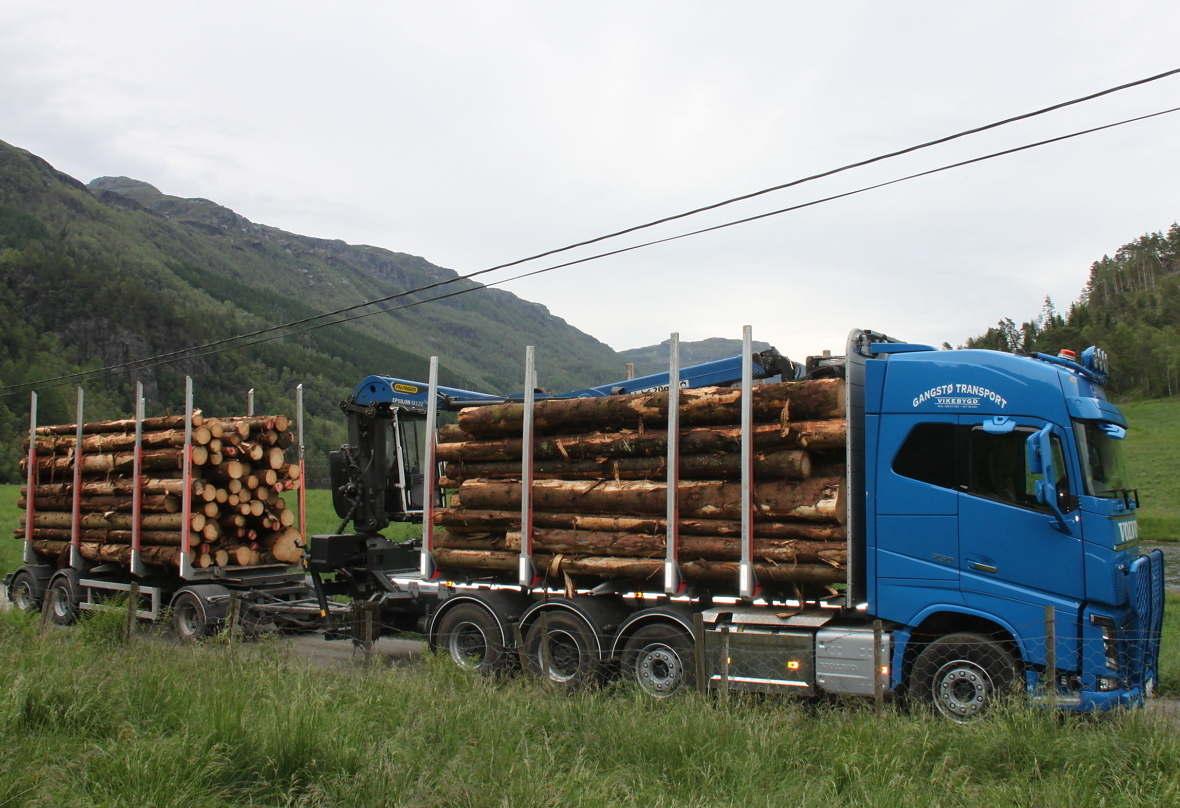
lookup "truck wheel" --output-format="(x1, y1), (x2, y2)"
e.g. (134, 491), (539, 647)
(621, 623), (696, 698)
(524, 611), (603, 688)
(171, 591), (214, 642)
(8, 571), (43, 614)
(434, 603), (512, 675)
(46, 574), (81, 626)
(910, 633), (1018, 722)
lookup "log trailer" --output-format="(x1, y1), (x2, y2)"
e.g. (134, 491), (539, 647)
(310, 328), (1164, 719)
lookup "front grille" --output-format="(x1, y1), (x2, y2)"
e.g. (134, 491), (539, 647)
(1127, 551), (1165, 688)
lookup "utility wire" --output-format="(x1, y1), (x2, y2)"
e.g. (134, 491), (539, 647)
(5, 66), (1176, 396)
(8, 101), (1179, 397)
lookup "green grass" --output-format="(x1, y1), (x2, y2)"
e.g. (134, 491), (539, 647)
(1119, 399), (1180, 540)
(1, 603), (1179, 808)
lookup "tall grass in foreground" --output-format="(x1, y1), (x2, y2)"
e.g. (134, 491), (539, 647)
(2, 604), (1180, 808)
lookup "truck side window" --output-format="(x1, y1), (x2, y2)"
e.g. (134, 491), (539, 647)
(892, 423), (957, 489)
(968, 428), (1034, 508)
(966, 428), (1074, 513)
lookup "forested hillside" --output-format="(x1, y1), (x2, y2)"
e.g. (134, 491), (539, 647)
(965, 224), (1180, 399)
(0, 140), (623, 483)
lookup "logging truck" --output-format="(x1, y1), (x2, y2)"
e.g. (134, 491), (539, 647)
(313, 328), (1163, 719)
(5, 390), (333, 639)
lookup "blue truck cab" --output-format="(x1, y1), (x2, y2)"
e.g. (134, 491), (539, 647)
(853, 330), (1164, 711)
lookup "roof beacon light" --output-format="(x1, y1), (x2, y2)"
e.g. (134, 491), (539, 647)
(1057, 349), (1079, 362)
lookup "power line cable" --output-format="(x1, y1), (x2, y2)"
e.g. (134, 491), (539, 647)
(6, 66), (1176, 396)
(9, 101), (1178, 397)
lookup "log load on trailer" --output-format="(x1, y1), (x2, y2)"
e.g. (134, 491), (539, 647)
(311, 328), (1164, 719)
(5, 384), (331, 639)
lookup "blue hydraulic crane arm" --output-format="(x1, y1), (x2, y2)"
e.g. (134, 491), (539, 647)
(347, 348), (795, 412)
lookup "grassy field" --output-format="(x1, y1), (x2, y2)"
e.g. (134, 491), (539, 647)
(1119, 398), (1180, 540)
(0, 599), (1178, 808)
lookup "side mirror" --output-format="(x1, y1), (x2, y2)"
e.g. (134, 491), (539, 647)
(1027, 426), (1069, 532)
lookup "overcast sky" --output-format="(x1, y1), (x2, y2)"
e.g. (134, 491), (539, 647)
(2, 2), (1179, 361)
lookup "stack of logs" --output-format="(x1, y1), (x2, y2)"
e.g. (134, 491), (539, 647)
(430, 377), (849, 586)
(17, 411), (304, 570)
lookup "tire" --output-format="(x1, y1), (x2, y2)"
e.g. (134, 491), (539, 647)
(171, 591), (214, 642)
(8, 571), (43, 614)
(46, 574), (81, 626)
(523, 610), (604, 688)
(434, 603), (512, 675)
(909, 632), (1019, 722)
(621, 623), (696, 698)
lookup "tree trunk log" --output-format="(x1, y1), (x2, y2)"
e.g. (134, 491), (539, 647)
(430, 548), (844, 584)
(23, 448), (188, 475)
(23, 528), (196, 546)
(450, 476), (844, 523)
(28, 427), (213, 454)
(31, 511), (206, 531)
(455, 379), (844, 437)
(34, 411), (204, 436)
(436, 420), (845, 463)
(442, 448), (811, 484)
(22, 478), (202, 498)
(19, 494), (181, 513)
(433, 527), (846, 564)
(433, 509), (847, 541)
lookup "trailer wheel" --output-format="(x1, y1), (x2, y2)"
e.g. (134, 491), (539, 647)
(46, 573), (81, 626)
(910, 633), (1018, 722)
(434, 603), (511, 675)
(8, 571), (43, 614)
(621, 623), (696, 698)
(171, 591), (214, 642)
(524, 611), (603, 688)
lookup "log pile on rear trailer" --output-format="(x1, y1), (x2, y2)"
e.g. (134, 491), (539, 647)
(431, 378), (848, 586)
(17, 412), (303, 570)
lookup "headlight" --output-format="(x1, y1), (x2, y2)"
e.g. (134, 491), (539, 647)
(1090, 614), (1119, 670)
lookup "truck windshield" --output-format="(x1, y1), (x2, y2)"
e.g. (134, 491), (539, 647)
(1072, 419), (1130, 497)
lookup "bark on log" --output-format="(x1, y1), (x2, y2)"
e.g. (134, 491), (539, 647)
(19, 494), (181, 513)
(433, 527), (847, 564)
(28, 427), (212, 454)
(23, 528), (196, 546)
(28, 539), (185, 567)
(455, 379), (844, 437)
(31, 511), (206, 531)
(430, 548), (845, 584)
(450, 477), (844, 523)
(442, 448), (811, 484)
(23, 448), (193, 476)
(22, 478), (201, 498)
(434, 509), (847, 541)
(34, 411), (204, 436)
(436, 420), (846, 463)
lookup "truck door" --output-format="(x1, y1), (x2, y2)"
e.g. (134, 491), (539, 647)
(956, 418), (1084, 603)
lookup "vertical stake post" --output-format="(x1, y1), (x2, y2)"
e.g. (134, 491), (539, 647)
(246, 388), (255, 417)
(296, 383), (307, 540)
(719, 625), (731, 699)
(739, 326), (757, 599)
(693, 613), (707, 694)
(873, 619), (885, 712)
(179, 377), (195, 579)
(664, 332), (682, 595)
(518, 346), (538, 588)
(69, 387), (84, 570)
(130, 383), (146, 577)
(420, 358), (439, 579)
(125, 582), (140, 643)
(1044, 605), (1057, 709)
(23, 392), (38, 565)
